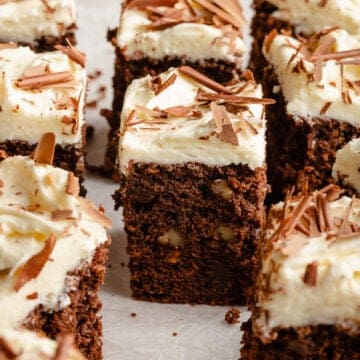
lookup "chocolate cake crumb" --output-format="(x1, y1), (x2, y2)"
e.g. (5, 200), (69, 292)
(225, 308), (241, 324)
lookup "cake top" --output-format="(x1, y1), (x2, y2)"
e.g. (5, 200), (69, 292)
(116, 0), (245, 64)
(254, 185), (360, 341)
(263, 28), (360, 126)
(333, 138), (360, 195)
(0, 330), (85, 360)
(267, 0), (360, 35)
(0, 44), (86, 145)
(0, 133), (111, 330)
(119, 66), (274, 172)
(0, 0), (76, 44)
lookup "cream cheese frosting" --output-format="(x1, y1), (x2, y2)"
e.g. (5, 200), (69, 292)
(117, 2), (245, 65)
(267, 0), (360, 35)
(0, 46), (86, 145)
(0, 155), (109, 330)
(119, 67), (268, 173)
(0, 0), (76, 44)
(254, 190), (360, 341)
(0, 329), (84, 360)
(263, 29), (360, 127)
(333, 138), (360, 194)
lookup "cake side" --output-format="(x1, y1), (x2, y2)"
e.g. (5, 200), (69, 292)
(242, 185), (360, 358)
(0, 0), (77, 50)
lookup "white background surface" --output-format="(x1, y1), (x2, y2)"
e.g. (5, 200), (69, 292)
(77, 1), (251, 358)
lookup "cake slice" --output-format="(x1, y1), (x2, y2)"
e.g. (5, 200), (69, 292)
(0, 44), (87, 191)
(0, 330), (85, 360)
(241, 185), (360, 359)
(106, 0), (246, 177)
(333, 138), (360, 196)
(262, 28), (360, 202)
(0, 0), (77, 51)
(115, 66), (274, 304)
(0, 133), (111, 360)
(250, 0), (360, 79)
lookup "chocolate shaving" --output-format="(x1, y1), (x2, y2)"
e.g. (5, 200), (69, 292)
(127, 0), (178, 8)
(0, 337), (17, 358)
(178, 66), (233, 94)
(164, 105), (202, 118)
(303, 261), (318, 286)
(78, 197), (112, 229)
(264, 29), (278, 53)
(313, 55), (323, 82)
(51, 209), (73, 221)
(55, 43), (86, 68)
(66, 172), (80, 196)
(210, 102), (238, 145)
(16, 71), (74, 89)
(320, 101), (331, 115)
(155, 73), (177, 95)
(310, 48), (360, 62)
(32, 132), (56, 165)
(14, 235), (56, 291)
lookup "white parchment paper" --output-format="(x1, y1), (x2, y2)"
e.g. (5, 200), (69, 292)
(77, 1), (252, 358)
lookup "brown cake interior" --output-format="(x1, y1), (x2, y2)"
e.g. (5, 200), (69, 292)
(115, 162), (266, 305)
(22, 240), (110, 360)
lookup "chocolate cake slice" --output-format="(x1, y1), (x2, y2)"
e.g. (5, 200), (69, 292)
(0, 44), (87, 192)
(250, 0), (360, 79)
(105, 0), (246, 177)
(0, 0), (77, 51)
(241, 185), (360, 359)
(115, 66), (274, 305)
(0, 134), (112, 360)
(262, 28), (360, 202)
(0, 330), (85, 360)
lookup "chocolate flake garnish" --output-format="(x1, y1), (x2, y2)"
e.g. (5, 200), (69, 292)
(303, 261), (318, 286)
(53, 335), (75, 360)
(14, 235), (56, 291)
(164, 105), (202, 118)
(26, 292), (38, 300)
(16, 71), (74, 89)
(32, 132), (56, 165)
(154, 73), (177, 95)
(320, 101), (331, 116)
(178, 66), (233, 94)
(55, 43), (86, 68)
(66, 172), (80, 196)
(51, 209), (73, 221)
(78, 197), (112, 229)
(264, 29), (278, 53)
(0, 336), (17, 358)
(127, 0), (178, 9)
(210, 102), (238, 145)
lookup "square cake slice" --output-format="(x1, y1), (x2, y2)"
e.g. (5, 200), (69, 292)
(0, 44), (87, 191)
(262, 28), (360, 202)
(106, 0), (246, 176)
(0, 134), (112, 360)
(241, 185), (360, 359)
(0, 0), (77, 51)
(115, 66), (274, 304)
(250, 0), (360, 79)
(0, 330), (85, 360)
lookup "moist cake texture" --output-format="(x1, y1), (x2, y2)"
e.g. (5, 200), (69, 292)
(262, 28), (360, 201)
(0, 0), (77, 50)
(106, 0), (246, 177)
(116, 66), (273, 304)
(0, 134), (111, 359)
(242, 185), (360, 359)
(0, 45), (87, 186)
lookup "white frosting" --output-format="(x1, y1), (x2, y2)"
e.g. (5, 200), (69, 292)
(0, 46), (86, 145)
(0, 329), (84, 359)
(0, 156), (108, 330)
(0, 0), (76, 43)
(333, 138), (360, 194)
(255, 196), (360, 339)
(119, 68), (266, 172)
(117, 7), (244, 64)
(263, 29), (360, 127)
(268, 0), (360, 35)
